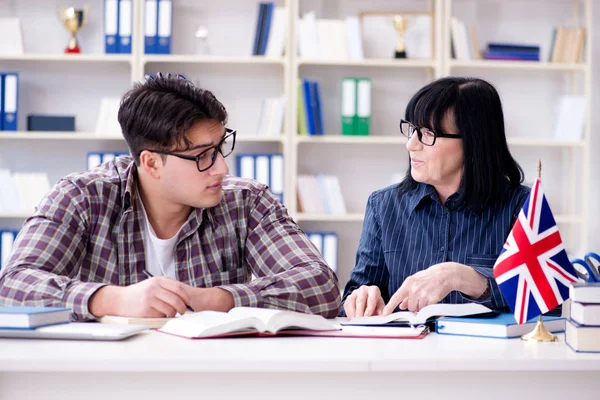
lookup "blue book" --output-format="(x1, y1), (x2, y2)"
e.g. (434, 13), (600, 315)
(259, 3), (275, 55)
(0, 73), (4, 130)
(313, 82), (324, 135)
(0, 307), (71, 329)
(302, 79), (316, 135)
(436, 313), (565, 339)
(252, 3), (267, 55)
(487, 43), (540, 52)
(566, 320), (600, 353)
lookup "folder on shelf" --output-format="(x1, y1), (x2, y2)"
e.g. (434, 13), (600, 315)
(157, 0), (172, 54)
(2, 73), (18, 131)
(0, 230), (17, 270)
(252, 3), (267, 55)
(236, 155), (255, 180)
(144, 0), (158, 54)
(269, 154), (284, 203)
(313, 82), (324, 135)
(302, 80), (316, 135)
(0, 74), (3, 130)
(356, 78), (371, 136)
(265, 7), (287, 58)
(87, 152), (103, 170)
(104, 0), (119, 54)
(322, 233), (338, 272)
(118, 0), (133, 54)
(255, 155), (270, 187)
(341, 77), (357, 135)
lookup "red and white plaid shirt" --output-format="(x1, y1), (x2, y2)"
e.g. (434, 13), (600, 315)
(0, 157), (340, 320)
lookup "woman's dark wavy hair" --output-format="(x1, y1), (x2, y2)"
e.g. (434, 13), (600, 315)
(398, 76), (524, 211)
(118, 73), (228, 165)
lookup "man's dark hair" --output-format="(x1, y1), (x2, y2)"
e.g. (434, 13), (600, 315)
(118, 73), (228, 165)
(398, 76), (524, 211)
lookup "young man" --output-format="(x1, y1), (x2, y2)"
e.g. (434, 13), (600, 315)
(0, 73), (340, 321)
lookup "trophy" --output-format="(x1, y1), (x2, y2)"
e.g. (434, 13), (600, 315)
(392, 15), (408, 59)
(58, 5), (89, 54)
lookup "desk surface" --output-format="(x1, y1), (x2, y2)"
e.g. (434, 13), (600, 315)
(1, 330), (599, 373)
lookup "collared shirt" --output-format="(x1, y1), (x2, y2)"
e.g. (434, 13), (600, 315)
(0, 157), (340, 320)
(341, 182), (530, 315)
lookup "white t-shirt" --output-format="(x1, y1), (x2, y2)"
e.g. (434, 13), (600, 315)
(137, 194), (180, 279)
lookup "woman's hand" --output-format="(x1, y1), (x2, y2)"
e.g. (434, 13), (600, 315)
(382, 262), (487, 314)
(344, 285), (385, 319)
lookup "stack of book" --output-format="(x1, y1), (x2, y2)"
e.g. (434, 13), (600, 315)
(549, 27), (585, 64)
(296, 174), (346, 215)
(0, 307), (71, 330)
(566, 282), (600, 352)
(297, 79), (324, 136)
(483, 43), (540, 61)
(251, 3), (288, 58)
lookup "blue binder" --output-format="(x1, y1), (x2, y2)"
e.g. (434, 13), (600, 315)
(259, 3), (275, 55)
(118, 0), (133, 54)
(104, 0), (119, 54)
(302, 80), (316, 135)
(156, 0), (172, 54)
(144, 0), (158, 54)
(2, 73), (18, 131)
(0, 73), (4, 130)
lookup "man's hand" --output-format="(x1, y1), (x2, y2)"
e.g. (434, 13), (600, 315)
(343, 285), (385, 319)
(89, 277), (237, 318)
(382, 262), (457, 315)
(90, 277), (194, 318)
(188, 287), (235, 313)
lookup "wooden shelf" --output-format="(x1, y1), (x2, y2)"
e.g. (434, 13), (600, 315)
(143, 55), (285, 65)
(0, 132), (285, 143)
(0, 54), (132, 63)
(449, 60), (587, 71)
(507, 138), (585, 147)
(298, 59), (436, 68)
(294, 213), (365, 222)
(296, 136), (407, 145)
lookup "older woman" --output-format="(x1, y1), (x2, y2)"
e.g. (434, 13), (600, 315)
(342, 77), (528, 319)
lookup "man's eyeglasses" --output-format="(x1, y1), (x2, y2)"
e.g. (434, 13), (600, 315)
(399, 119), (461, 146)
(144, 128), (236, 172)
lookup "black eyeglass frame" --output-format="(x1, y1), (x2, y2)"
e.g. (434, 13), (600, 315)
(143, 128), (236, 172)
(399, 119), (461, 146)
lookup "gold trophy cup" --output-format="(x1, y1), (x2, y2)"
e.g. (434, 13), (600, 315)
(58, 5), (90, 54)
(392, 15), (408, 59)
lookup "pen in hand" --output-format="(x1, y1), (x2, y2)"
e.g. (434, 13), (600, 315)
(142, 270), (195, 313)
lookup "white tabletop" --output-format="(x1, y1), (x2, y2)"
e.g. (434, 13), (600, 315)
(1, 330), (599, 373)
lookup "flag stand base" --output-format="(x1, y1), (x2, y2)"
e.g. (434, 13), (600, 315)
(521, 315), (558, 342)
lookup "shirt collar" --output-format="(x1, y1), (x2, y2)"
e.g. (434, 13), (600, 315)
(408, 183), (464, 214)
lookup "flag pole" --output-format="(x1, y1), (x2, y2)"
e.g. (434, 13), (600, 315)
(521, 160), (558, 342)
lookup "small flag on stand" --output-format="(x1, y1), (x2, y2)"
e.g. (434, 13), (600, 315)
(493, 176), (578, 325)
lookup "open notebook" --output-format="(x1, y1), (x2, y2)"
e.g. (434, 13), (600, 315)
(158, 307), (338, 339)
(342, 303), (493, 326)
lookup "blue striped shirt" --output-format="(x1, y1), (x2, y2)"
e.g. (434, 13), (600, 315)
(341, 182), (530, 314)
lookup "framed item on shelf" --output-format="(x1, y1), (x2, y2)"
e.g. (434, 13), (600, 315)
(359, 11), (433, 60)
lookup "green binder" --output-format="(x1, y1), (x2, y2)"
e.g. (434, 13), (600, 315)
(356, 77), (371, 136)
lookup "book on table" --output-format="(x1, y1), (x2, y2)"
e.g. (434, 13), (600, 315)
(435, 313), (565, 339)
(0, 306), (71, 329)
(158, 307), (339, 339)
(341, 303), (493, 326)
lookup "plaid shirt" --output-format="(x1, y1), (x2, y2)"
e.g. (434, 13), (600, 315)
(0, 157), (340, 320)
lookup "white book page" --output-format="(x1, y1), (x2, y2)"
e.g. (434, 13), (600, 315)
(228, 307), (335, 333)
(342, 303), (492, 326)
(159, 311), (263, 338)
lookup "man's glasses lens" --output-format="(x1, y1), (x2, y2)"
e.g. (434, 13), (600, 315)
(197, 132), (236, 171)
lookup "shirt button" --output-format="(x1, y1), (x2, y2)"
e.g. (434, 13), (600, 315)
(440, 246), (445, 252)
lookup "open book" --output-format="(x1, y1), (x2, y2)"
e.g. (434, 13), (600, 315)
(158, 307), (338, 339)
(342, 303), (492, 326)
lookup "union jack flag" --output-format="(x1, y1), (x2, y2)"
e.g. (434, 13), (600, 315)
(493, 178), (578, 324)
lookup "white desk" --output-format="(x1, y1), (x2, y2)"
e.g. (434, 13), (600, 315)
(0, 331), (599, 400)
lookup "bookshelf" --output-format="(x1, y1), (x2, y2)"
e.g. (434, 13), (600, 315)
(0, 0), (592, 288)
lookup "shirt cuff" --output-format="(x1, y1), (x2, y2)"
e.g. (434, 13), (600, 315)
(67, 282), (109, 321)
(219, 283), (265, 309)
(458, 266), (493, 304)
